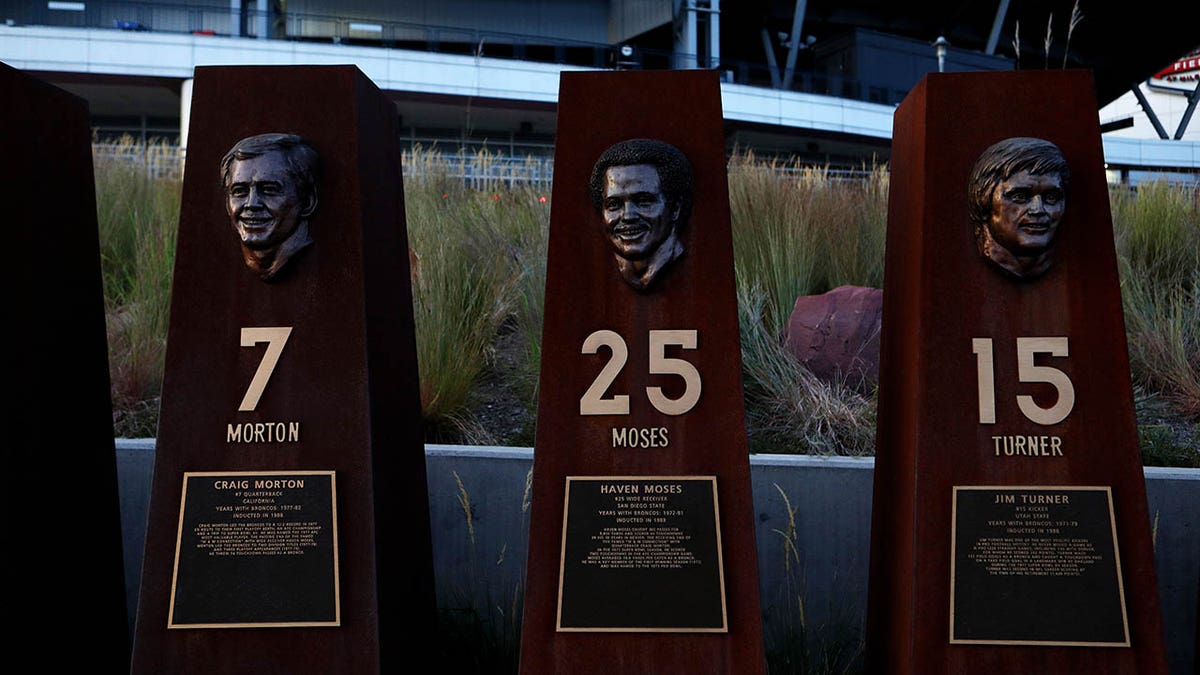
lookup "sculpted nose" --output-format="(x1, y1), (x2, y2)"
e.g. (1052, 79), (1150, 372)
(1028, 195), (1045, 213)
(245, 186), (265, 208)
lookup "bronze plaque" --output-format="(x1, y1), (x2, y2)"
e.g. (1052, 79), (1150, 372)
(557, 476), (726, 632)
(950, 486), (1129, 646)
(168, 471), (339, 628)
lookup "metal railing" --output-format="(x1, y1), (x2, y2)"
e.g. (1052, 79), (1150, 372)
(94, 141), (185, 180)
(92, 141), (559, 187)
(401, 151), (556, 190)
(87, 141), (1200, 190)
(92, 140), (896, 189)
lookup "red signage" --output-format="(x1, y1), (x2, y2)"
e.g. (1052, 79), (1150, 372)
(1153, 49), (1200, 81)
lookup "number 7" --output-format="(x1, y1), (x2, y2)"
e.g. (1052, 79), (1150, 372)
(239, 327), (292, 411)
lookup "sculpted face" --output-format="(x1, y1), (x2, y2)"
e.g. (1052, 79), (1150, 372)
(601, 164), (679, 261)
(226, 152), (314, 251)
(987, 170), (1066, 256)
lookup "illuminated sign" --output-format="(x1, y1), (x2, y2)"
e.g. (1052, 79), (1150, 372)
(1150, 49), (1199, 93)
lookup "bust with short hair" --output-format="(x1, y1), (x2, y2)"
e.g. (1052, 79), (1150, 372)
(221, 133), (321, 281)
(968, 137), (1070, 280)
(589, 139), (694, 292)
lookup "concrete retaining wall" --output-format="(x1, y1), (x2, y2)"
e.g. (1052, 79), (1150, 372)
(115, 441), (1199, 672)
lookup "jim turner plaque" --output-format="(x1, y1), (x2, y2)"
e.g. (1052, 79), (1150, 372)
(169, 471), (339, 628)
(864, 72), (1166, 673)
(950, 486), (1128, 646)
(557, 477), (726, 631)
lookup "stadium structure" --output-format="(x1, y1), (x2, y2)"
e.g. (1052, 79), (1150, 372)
(1, 0), (1197, 182)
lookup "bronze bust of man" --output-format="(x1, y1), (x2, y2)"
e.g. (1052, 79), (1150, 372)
(221, 133), (321, 281)
(589, 139), (694, 292)
(968, 137), (1069, 280)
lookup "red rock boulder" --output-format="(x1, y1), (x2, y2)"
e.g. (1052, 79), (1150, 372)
(784, 285), (883, 390)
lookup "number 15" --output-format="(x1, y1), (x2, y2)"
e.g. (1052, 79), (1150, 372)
(972, 337), (1075, 426)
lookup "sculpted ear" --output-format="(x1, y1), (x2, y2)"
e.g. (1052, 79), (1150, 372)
(300, 189), (318, 218)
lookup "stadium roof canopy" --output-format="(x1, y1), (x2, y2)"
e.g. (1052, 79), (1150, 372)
(724, 0), (1199, 106)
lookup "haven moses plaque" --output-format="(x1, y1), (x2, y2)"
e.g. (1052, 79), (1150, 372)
(519, 69), (765, 675)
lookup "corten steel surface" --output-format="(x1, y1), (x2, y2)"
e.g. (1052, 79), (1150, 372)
(519, 70), (766, 674)
(131, 66), (433, 673)
(865, 71), (1167, 674)
(5, 62), (130, 672)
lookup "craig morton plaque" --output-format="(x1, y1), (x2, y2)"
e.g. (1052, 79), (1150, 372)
(169, 471), (339, 628)
(557, 476), (727, 632)
(132, 66), (432, 673)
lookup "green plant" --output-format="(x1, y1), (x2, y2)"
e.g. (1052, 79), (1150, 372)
(764, 484), (865, 674)
(1139, 423), (1200, 467)
(436, 469), (523, 673)
(406, 185), (515, 438)
(821, 165), (888, 291)
(1111, 181), (1200, 418)
(1135, 388), (1200, 467)
(404, 147), (551, 440)
(94, 136), (181, 437)
(93, 146), (1197, 466)
(739, 284), (877, 456)
(730, 154), (822, 334)
(729, 152), (886, 335)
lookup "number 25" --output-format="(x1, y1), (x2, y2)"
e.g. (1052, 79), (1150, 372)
(579, 329), (702, 416)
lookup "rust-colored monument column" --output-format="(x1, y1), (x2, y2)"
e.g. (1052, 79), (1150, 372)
(518, 69), (765, 674)
(866, 71), (1167, 674)
(131, 66), (433, 672)
(5, 62), (130, 671)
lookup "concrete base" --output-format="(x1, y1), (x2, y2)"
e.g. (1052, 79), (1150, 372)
(116, 441), (1199, 672)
